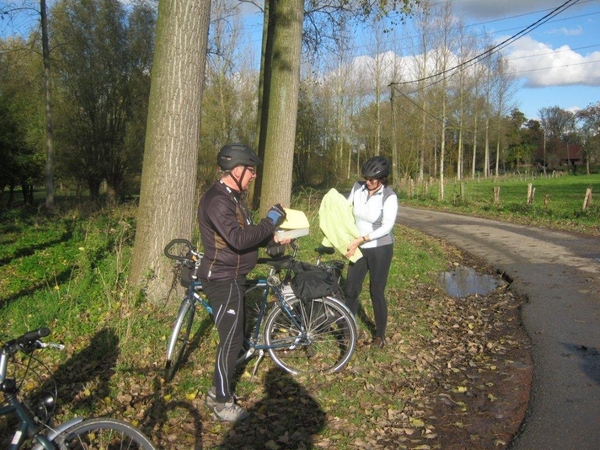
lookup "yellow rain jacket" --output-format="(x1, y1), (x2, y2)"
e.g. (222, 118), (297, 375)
(319, 188), (362, 263)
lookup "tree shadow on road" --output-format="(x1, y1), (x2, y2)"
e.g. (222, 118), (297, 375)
(561, 341), (600, 386)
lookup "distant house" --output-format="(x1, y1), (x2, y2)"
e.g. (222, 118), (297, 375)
(535, 142), (582, 170)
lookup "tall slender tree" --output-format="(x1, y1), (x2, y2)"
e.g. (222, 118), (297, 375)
(40, 0), (54, 209)
(258, 0), (304, 214)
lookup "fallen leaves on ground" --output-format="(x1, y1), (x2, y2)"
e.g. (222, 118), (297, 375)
(16, 253), (531, 450)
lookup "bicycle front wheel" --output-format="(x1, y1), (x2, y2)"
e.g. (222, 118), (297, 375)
(165, 297), (195, 382)
(265, 296), (356, 375)
(54, 417), (156, 449)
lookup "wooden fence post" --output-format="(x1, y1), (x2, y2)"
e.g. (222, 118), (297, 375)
(582, 188), (592, 211)
(527, 183), (535, 205)
(493, 186), (500, 204)
(544, 193), (550, 210)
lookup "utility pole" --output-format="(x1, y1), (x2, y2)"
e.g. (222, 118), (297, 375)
(390, 85), (398, 186)
(542, 127), (546, 175)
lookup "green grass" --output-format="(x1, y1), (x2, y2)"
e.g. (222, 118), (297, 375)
(0, 200), (454, 447)
(399, 173), (600, 235)
(2, 176), (590, 447)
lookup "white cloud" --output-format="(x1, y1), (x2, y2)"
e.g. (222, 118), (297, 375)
(545, 25), (584, 36)
(506, 36), (600, 87)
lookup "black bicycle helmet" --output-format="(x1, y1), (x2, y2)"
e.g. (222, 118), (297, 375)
(217, 143), (262, 170)
(361, 156), (390, 178)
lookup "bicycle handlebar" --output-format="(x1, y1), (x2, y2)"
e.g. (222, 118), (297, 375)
(164, 238), (203, 264)
(3, 327), (51, 356)
(1, 327), (64, 383)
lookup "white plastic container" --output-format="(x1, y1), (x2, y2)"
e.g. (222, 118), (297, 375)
(276, 228), (309, 240)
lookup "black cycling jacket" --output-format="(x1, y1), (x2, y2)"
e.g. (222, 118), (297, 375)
(198, 180), (275, 281)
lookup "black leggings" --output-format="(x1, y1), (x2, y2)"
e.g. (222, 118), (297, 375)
(344, 244), (393, 339)
(201, 277), (246, 404)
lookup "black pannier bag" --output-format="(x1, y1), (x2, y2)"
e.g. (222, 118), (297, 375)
(289, 261), (342, 300)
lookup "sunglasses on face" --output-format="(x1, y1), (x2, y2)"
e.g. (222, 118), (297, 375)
(364, 177), (380, 183)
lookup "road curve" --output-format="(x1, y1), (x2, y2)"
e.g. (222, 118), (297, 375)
(397, 207), (600, 450)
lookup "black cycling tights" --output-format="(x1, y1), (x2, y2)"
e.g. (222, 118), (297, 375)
(201, 277), (246, 404)
(344, 244), (393, 339)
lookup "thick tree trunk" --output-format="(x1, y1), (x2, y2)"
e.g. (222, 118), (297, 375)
(258, 0), (304, 216)
(130, 0), (210, 303)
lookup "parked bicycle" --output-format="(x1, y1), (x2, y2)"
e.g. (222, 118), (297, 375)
(164, 238), (357, 381)
(0, 327), (156, 449)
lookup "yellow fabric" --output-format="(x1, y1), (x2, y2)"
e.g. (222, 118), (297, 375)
(280, 208), (310, 229)
(319, 188), (362, 263)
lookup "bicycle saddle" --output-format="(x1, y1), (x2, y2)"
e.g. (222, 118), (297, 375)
(257, 255), (292, 271)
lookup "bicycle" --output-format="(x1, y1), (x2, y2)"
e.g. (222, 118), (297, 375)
(0, 327), (156, 449)
(163, 238), (357, 381)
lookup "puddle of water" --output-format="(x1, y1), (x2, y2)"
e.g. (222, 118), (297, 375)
(439, 266), (506, 298)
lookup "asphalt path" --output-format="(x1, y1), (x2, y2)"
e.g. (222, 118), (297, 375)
(397, 207), (600, 450)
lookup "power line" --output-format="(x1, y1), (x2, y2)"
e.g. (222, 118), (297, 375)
(505, 43), (600, 62)
(390, 0), (582, 87)
(389, 1), (595, 124)
(511, 57), (600, 75)
(394, 56), (600, 125)
(348, 1), (597, 56)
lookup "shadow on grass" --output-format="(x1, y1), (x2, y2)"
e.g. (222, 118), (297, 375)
(0, 230), (74, 267)
(33, 328), (120, 417)
(0, 263), (75, 310)
(164, 314), (214, 382)
(140, 375), (204, 449)
(218, 368), (326, 449)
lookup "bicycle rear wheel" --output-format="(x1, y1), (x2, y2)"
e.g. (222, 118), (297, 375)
(165, 297), (195, 382)
(265, 296), (356, 375)
(54, 417), (156, 449)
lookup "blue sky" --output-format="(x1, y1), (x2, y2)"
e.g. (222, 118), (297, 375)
(240, 0), (599, 121)
(3, 0), (597, 122)
(451, 0), (600, 120)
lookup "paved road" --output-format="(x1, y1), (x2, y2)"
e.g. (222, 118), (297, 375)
(397, 207), (600, 450)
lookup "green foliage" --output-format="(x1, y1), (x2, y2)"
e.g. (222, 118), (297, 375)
(0, 36), (45, 194)
(50, 0), (155, 199)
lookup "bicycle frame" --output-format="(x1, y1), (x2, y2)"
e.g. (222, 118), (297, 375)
(240, 278), (308, 357)
(187, 275), (304, 355)
(165, 238), (357, 378)
(0, 343), (83, 450)
(0, 396), (52, 449)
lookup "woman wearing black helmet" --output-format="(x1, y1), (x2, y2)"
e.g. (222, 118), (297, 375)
(344, 156), (398, 348)
(197, 143), (289, 421)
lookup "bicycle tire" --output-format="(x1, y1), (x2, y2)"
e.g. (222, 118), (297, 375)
(165, 297), (195, 382)
(53, 417), (156, 449)
(265, 296), (356, 375)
